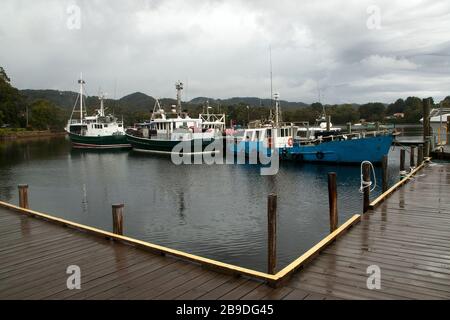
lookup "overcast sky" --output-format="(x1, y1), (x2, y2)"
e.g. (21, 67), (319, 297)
(1, 0), (449, 104)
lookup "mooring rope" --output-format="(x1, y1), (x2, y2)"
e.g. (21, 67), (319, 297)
(359, 160), (377, 193)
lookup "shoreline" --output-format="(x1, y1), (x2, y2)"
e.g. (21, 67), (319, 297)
(0, 130), (66, 141)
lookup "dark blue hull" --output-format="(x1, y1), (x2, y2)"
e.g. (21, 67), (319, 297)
(232, 134), (394, 164)
(285, 135), (394, 164)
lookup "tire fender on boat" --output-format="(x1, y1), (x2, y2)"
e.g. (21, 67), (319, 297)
(287, 137), (293, 146)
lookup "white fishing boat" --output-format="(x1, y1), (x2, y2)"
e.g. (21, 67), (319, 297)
(126, 81), (225, 154)
(65, 75), (130, 149)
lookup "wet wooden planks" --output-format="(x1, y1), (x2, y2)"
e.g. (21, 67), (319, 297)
(0, 206), (325, 300)
(288, 162), (450, 300)
(1, 162), (450, 300)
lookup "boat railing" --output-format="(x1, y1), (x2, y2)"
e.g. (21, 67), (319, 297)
(200, 113), (226, 123)
(296, 129), (391, 145)
(68, 119), (84, 125)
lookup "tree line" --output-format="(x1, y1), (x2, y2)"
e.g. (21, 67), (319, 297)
(1, 66), (449, 131)
(1, 67), (67, 130)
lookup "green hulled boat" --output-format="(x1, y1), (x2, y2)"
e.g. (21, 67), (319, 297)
(65, 75), (131, 149)
(126, 133), (215, 154)
(126, 81), (225, 154)
(67, 131), (130, 149)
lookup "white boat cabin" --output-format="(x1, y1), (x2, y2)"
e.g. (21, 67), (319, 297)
(66, 82), (126, 137)
(136, 100), (225, 141)
(236, 126), (297, 149)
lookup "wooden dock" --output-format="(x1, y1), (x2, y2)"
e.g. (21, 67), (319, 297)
(1, 162), (450, 299)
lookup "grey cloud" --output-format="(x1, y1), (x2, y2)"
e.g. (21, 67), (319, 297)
(0, 0), (449, 104)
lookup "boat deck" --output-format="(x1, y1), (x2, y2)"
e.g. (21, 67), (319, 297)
(1, 162), (450, 299)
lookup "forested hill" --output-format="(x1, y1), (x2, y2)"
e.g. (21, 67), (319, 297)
(19, 90), (310, 112)
(2, 66), (449, 131)
(189, 97), (309, 109)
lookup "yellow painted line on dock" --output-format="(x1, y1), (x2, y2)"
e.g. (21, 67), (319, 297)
(0, 199), (361, 284)
(1, 160), (427, 284)
(275, 214), (361, 281)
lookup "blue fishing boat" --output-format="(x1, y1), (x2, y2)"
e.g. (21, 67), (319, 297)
(283, 134), (393, 163)
(231, 126), (393, 164)
(230, 94), (394, 164)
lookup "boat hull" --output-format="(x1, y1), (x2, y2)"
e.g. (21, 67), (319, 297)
(285, 134), (394, 164)
(67, 132), (131, 149)
(126, 134), (218, 154)
(231, 134), (394, 164)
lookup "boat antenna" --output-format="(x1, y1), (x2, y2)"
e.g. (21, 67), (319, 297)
(99, 91), (106, 117)
(78, 73), (85, 122)
(113, 78), (117, 116)
(269, 45), (273, 111)
(274, 92), (280, 127)
(175, 80), (183, 115)
(317, 82), (326, 119)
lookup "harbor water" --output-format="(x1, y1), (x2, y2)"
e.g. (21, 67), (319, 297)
(0, 132), (413, 272)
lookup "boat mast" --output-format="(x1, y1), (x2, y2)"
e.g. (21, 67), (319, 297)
(78, 73), (85, 123)
(274, 92), (280, 127)
(175, 80), (183, 115)
(99, 93), (105, 117)
(269, 45), (273, 112)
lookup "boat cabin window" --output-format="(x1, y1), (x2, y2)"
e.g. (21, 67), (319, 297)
(70, 124), (87, 134)
(279, 128), (291, 137)
(297, 130), (307, 138)
(104, 124), (108, 128)
(255, 131), (260, 141)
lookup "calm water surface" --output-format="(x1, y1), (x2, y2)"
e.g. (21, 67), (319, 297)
(0, 135), (407, 272)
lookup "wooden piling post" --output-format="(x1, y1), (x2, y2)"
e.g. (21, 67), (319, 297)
(400, 149), (406, 174)
(18, 184), (29, 209)
(327, 173), (338, 233)
(112, 204), (124, 236)
(410, 146), (416, 168)
(424, 140), (430, 159)
(382, 155), (388, 193)
(267, 193), (277, 275)
(447, 118), (450, 145)
(347, 122), (352, 134)
(423, 98), (431, 155)
(326, 115), (331, 131)
(418, 145), (424, 165)
(422, 98), (430, 140)
(362, 162), (371, 213)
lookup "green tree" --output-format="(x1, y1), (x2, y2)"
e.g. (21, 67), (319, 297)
(440, 96), (450, 108)
(386, 98), (406, 115)
(29, 99), (65, 130)
(0, 67), (26, 127)
(358, 103), (386, 121)
(0, 67), (10, 83)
